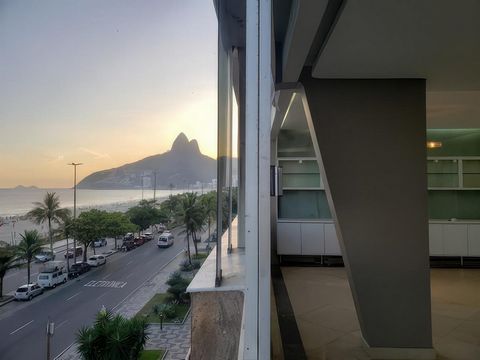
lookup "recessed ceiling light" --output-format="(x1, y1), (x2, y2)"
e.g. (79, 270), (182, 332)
(427, 141), (442, 149)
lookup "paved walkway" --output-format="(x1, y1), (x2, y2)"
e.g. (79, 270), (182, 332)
(57, 249), (193, 360)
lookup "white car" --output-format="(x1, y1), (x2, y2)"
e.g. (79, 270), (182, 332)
(157, 232), (174, 248)
(14, 283), (44, 301)
(35, 250), (56, 262)
(87, 255), (106, 267)
(92, 238), (107, 247)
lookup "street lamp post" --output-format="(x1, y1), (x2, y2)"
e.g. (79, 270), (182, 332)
(68, 162), (83, 265)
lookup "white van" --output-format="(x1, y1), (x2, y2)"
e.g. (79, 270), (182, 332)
(37, 266), (67, 288)
(157, 232), (174, 248)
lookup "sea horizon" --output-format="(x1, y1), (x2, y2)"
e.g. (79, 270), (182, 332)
(0, 187), (194, 218)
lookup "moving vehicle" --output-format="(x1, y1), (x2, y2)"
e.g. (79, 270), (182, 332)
(65, 246), (83, 259)
(157, 232), (174, 248)
(68, 262), (91, 278)
(35, 250), (56, 262)
(37, 264), (67, 288)
(92, 238), (107, 247)
(87, 255), (106, 267)
(14, 283), (44, 301)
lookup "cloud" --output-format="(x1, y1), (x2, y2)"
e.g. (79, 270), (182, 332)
(78, 147), (110, 159)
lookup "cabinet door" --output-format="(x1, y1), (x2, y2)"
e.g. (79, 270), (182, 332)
(443, 224), (468, 256)
(277, 222), (301, 255)
(468, 225), (480, 256)
(301, 223), (324, 255)
(324, 223), (341, 255)
(429, 224), (443, 256)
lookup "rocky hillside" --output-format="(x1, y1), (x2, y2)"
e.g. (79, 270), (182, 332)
(77, 133), (216, 189)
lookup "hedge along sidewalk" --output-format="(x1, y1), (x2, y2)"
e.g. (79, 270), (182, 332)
(56, 249), (188, 360)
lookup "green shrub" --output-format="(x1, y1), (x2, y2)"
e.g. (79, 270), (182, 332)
(179, 259), (193, 272)
(166, 271), (190, 304)
(166, 271), (185, 286)
(153, 303), (175, 319)
(191, 259), (202, 269)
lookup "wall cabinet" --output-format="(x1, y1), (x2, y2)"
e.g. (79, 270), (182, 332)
(277, 221), (340, 256)
(279, 220), (480, 258)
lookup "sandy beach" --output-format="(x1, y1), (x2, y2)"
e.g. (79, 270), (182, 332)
(0, 196), (169, 245)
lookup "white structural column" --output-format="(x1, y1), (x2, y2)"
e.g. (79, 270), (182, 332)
(244, 0), (271, 358)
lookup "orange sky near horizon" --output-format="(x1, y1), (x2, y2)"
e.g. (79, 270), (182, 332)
(0, 1), (218, 188)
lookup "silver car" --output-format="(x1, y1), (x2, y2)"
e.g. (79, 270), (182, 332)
(14, 283), (44, 301)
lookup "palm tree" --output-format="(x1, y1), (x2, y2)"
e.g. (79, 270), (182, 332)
(177, 193), (204, 263)
(0, 247), (21, 298)
(16, 230), (44, 284)
(77, 308), (148, 360)
(55, 215), (74, 271)
(27, 192), (71, 253)
(201, 192), (217, 241)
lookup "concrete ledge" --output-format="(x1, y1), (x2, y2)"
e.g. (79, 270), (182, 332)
(190, 291), (244, 360)
(363, 340), (436, 359)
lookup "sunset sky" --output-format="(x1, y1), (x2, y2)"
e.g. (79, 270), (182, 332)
(0, 0), (218, 188)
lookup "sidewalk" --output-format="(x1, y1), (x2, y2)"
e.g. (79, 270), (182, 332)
(57, 250), (191, 360)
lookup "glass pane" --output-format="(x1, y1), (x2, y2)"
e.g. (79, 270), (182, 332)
(279, 160), (321, 188)
(463, 160), (480, 173)
(428, 174), (459, 188)
(278, 129), (315, 158)
(283, 174), (320, 188)
(463, 174), (480, 188)
(427, 160), (458, 174)
(278, 190), (331, 219)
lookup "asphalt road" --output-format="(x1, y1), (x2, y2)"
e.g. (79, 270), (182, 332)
(0, 228), (187, 360)
(2, 238), (120, 295)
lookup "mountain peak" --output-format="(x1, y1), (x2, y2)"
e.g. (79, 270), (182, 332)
(171, 133), (189, 151)
(188, 139), (200, 153)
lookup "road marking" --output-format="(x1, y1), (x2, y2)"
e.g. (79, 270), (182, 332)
(84, 280), (127, 289)
(125, 273), (134, 279)
(126, 260), (133, 265)
(102, 273), (112, 280)
(112, 249), (184, 311)
(96, 292), (108, 301)
(57, 319), (68, 329)
(66, 292), (80, 301)
(10, 320), (34, 335)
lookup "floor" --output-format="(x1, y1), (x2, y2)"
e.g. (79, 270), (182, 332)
(280, 267), (480, 360)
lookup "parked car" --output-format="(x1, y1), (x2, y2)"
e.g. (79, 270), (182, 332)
(121, 240), (135, 251)
(14, 283), (44, 301)
(157, 232), (174, 248)
(35, 250), (56, 263)
(133, 237), (145, 247)
(68, 262), (90, 278)
(92, 238), (107, 247)
(87, 255), (106, 267)
(37, 266), (67, 288)
(124, 232), (134, 241)
(142, 232), (153, 241)
(65, 246), (83, 259)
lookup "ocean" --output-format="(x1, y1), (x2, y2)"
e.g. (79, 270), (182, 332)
(0, 188), (186, 217)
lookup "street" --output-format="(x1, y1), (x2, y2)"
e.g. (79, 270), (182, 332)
(0, 228), (187, 360)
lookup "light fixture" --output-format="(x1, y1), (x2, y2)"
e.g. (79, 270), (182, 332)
(427, 141), (442, 149)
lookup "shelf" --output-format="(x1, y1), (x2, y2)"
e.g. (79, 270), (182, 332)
(277, 157), (317, 161)
(283, 187), (324, 190)
(429, 188), (480, 191)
